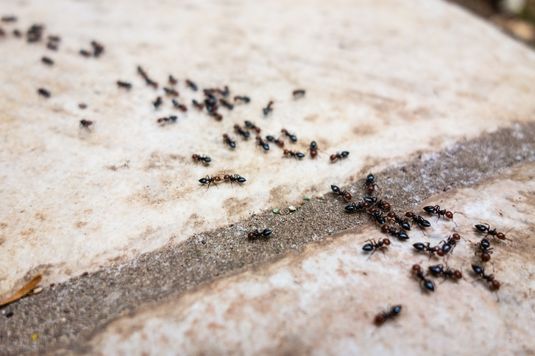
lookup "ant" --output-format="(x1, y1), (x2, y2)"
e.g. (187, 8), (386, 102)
(283, 149), (305, 160)
(234, 95), (250, 104)
(362, 238), (390, 254)
(329, 151), (349, 163)
(79, 49), (92, 57)
(427, 264), (462, 281)
(471, 264), (500, 291)
(474, 223), (508, 241)
(411, 264), (435, 292)
(386, 212), (411, 230)
(330, 185), (352, 202)
(186, 79), (198, 91)
(222, 134), (236, 149)
(137, 66), (158, 89)
(292, 89), (306, 99)
(364, 173), (378, 194)
(198, 175), (222, 187)
(156, 116), (177, 126)
(172, 99), (188, 112)
(204, 95), (218, 114)
(191, 154), (211, 166)
(1, 15), (17, 22)
(381, 225), (409, 241)
(209, 112), (223, 121)
(255, 136), (270, 151)
(244, 120), (261, 134)
(405, 212), (431, 229)
(266, 135), (284, 148)
(281, 129), (297, 143)
(262, 100), (274, 116)
(345, 201), (368, 214)
(412, 242), (441, 257)
(423, 205), (454, 219)
(163, 87), (179, 97)
(223, 174), (246, 184)
(79, 119), (94, 129)
(168, 75), (177, 85)
(37, 88), (50, 98)
(438, 233), (461, 256)
(474, 238), (493, 262)
(153, 96), (162, 109)
(309, 141), (318, 159)
(376, 200), (391, 212)
(192, 99), (204, 110)
(116, 81), (132, 90)
(234, 124), (250, 140)
(90, 40), (104, 57)
(41, 56), (54, 66)
(374, 305), (402, 326)
(219, 98), (234, 110)
(248, 228), (272, 240)
(368, 208), (386, 225)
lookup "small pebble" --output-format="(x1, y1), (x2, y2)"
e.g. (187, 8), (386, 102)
(31, 333), (39, 342)
(272, 208), (280, 214)
(32, 287), (43, 294)
(288, 205), (297, 212)
(303, 196), (311, 201)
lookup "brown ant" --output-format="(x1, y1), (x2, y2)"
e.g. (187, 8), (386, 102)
(234, 124), (250, 140)
(281, 129), (297, 143)
(168, 75), (177, 85)
(37, 88), (50, 98)
(471, 264), (500, 291)
(153, 96), (162, 109)
(374, 305), (402, 326)
(164, 87), (179, 97)
(376, 200), (391, 212)
(116, 80), (132, 90)
(474, 223), (508, 241)
(41, 56), (54, 66)
(192, 99), (204, 110)
(219, 98), (233, 110)
(191, 154), (211, 166)
(244, 120), (261, 134)
(381, 225), (409, 241)
(156, 116), (177, 126)
(222, 134), (236, 149)
(283, 149), (305, 159)
(79, 119), (94, 129)
(474, 238), (493, 262)
(209, 112), (223, 121)
(330, 185), (352, 202)
(423, 205), (454, 219)
(172, 99), (188, 112)
(262, 100), (274, 116)
(405, 212), (431, 229)
(411, 264), (435, 292)
(329, 151), (349, 163)
(362, 238), (390, 254)
(427, 264), (462, 281)
(292, 89), (306, 99)
(256, 136), (270, 151)
(234, 96), (250, 104)
(266, 135), (284, 148)
(309, 141), (318, 158)
(248, 228), (272, 240)
(186, 79), (198, 91)
(386, 212), (411, 230)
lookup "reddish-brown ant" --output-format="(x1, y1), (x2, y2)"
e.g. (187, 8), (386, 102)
(381, 225), (409, 241)
(374, 305), (402, 326)
(292, 89), (306, 99)
(256, 136), (270, 151)
(172, 99), (188, 112)
(192, 154), (211, 166)
(234, 96), (250, 104)
(248, 228), (272, 240)
(329, 151), (349, 163)
(222, 134), (236, 149)
(198, 175), (222, 187)
(330, 185), (352, 202)
(186, 79), (198, 91)
(376, 200), (391, 212)
(427, 264), (462, 281)
(262, 100), (274, 116)
(266, 135), (284, 148)
(411, 264), (435, 292)
(79, 119), (94, 129)
(283, 149), (305, 159)
(423, 205), (454, 219)
(474, 238), (493, 262)
(386, 212), (411, 230)
(37, 88), (50, 98)
(471, 264), (500, 291)
(309, 141), (318, 158)
(244, 120), (261, 134)
(281, 129), (297, 143)
(117, 80), (132, 90)
(474, 223), (508, 241)
(405, 212), (431, 229)
(362, 238), (390, 254)
(234, 124), (250, 140)
(156, 116), (177, 126)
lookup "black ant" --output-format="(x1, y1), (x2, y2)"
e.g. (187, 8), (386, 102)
(405, 212), (431, 229)
(283, 149), (305, 159)
(198, 175), (222, 187)
(234, 96), (250, 104)
(309, 141), (318, 159)
(168, 75), (177, 85)
(137, 66), (158, 89)
(116, 81), (132, 90)
(223, 174), (246, 184)
(192, 154), (211, 166)
(248, 228), (272, 240)
(374, 305), (402, 326)
(172, 99), (188, 112)
(164, 87), (179, 97)
(474, 238), (493, 262)
(474, 223), (508, 241)
(364, 173), (378, 194)
(344, 201), (368, 214)
(427, 264), (462, 281)
(79, 119), (94, 129)
(90, 40), (104, 57)
(234, 124), (250, 140)
(292, 89), (306, 99)
(266, 135), (284, 148)
(381, 225), (409, 241)
(368, 208), (386, 225)
(222, 134), (236, 149)
(156, 116), (177, 126)
(153, 96), (162, 109)
(330, 185), (352, 202)
(256, 136), (270, 151)
(262, 100), (274, 116)
(192, 99), (204, 110)
(423, 205), (454, 219)
(438, 233), (461, 256)
(37, 88), (50, 98)
(281, 129), (297, 143)
(204, 95), (218, 114)
(412, 242), (441, 257)
(471, 264), (500, 291)
(386, 212), (411, 230)
(219, 98), (233, 110)
(411, 264), (435, 292)
(244, 120), (261, 134)
(362, 238), (390, 254)
(41, 56), (54, 66)
(1, 15), (17, 22)
(329, 151), (349, 163)
(186, 79), (198, 91)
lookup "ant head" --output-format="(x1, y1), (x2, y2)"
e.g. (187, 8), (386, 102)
(366, 174), (375, 184)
